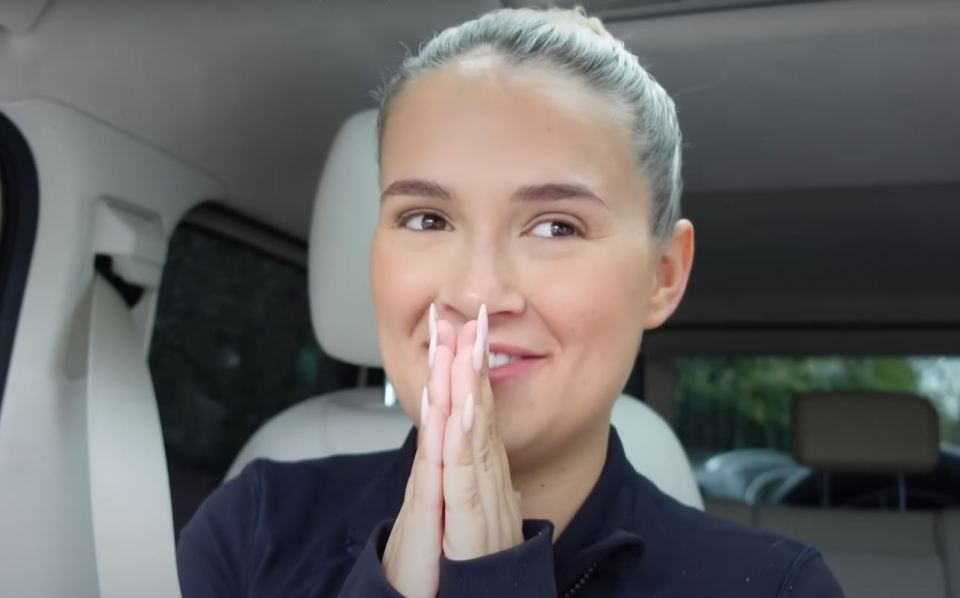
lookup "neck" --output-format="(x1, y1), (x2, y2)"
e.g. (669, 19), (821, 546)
(510, 421), (611, 539)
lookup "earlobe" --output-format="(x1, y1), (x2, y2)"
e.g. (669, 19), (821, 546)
(643, 220), (695, 331)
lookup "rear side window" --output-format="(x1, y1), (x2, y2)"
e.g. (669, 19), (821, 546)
(0, 112), (39, 414)
(149, 212), (358, 532)
(676, 356), (960, 509)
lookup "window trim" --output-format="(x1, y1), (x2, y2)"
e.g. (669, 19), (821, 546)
(0, 111), (39, 412)
(181, 202), (307, 269)
(645, 327), (960, 359)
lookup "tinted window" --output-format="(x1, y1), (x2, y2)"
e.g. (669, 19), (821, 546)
(149, 219), (358, 532)
(676, 356), (960, 507)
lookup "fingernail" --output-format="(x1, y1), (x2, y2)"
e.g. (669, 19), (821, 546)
(514, 490), (522, 505)
(428, 303), (437, 369)
(420, 387), (429, 429)
(473, 304), (488, 373)
(462, 393), (475, 434)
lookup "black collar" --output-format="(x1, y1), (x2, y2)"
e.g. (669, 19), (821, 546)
(552, 428), (646, 589)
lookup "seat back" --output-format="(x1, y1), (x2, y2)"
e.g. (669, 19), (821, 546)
(705, 391), (949, 597)
(792, 390), (940, 509)
(228, 389), (704, 509)
(229, 108), (703, 510)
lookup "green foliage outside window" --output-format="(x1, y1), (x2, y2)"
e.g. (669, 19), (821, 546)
(675, 356), (960, 465)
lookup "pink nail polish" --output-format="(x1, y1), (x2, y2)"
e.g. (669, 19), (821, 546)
(428, 303), (437, 369)
(462, 393), (475, 433)
(420, 387), (429, 429)
(473, 304), (488, 373)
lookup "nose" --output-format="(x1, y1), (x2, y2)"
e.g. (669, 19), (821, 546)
(437, 240), (525, 323)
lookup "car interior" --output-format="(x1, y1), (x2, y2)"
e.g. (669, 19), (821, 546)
(0, 1), (957, 597)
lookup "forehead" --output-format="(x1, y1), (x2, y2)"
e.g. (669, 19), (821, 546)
(379, 60), (642, 198)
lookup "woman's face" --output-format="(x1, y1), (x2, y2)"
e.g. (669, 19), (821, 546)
(372, 58), (692, 470)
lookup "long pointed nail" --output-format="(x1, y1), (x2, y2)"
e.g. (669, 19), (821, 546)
(473, 304), (488, 373)
(428, 303), (437, 369)
(420, 387), (429, 429)
(462, 393), (475, 433)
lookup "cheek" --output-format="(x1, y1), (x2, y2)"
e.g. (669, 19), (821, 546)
(527, 249), (647, 339)
(523, 246), (650, 396)
(370, 232), (436, 414)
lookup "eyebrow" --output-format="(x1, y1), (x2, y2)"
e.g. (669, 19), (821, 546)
(380, 179), (452, 203)
(512, 183), (605, 205)
(381, 179), (605, 206)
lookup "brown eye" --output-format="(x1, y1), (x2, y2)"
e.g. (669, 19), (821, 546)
(530, 220), (582, 239)
(401, 212), (450, 231)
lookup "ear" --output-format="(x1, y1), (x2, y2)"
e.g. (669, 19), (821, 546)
(643, 219), (695, 330)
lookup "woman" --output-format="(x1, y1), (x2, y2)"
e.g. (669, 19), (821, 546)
(178, 7), (844, 597)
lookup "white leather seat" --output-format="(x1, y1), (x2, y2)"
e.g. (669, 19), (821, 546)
(228, 109), (703, 511)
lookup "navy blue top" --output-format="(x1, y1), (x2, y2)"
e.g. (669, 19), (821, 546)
(177, 427), (845, 597)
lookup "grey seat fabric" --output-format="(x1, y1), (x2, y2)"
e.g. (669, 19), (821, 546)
(227, 109), (703, 510)
(706, 391), (951, 598)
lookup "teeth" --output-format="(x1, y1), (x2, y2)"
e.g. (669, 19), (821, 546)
(488, 352), (521, 369)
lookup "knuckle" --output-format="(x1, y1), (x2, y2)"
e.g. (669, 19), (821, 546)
(476, 443), (495, 472)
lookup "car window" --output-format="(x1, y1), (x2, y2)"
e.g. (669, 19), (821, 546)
(675, 356), (960, 507)
(0, 112), (39, 415)
(148, 214), (359, 533)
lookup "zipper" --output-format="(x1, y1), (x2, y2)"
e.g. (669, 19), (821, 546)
(560, 561), (598, 597)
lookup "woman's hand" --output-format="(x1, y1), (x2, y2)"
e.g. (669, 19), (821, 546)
(381, 312), (456, 598)
(382, 304), (523, 596)
(441, 305), (524, 561)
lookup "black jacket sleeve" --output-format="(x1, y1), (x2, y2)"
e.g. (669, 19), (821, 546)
(337, 520), (405, 597)
(438, 520), (557, 598)
(341, 520), (558, 598)
(177, 462), (404, 598)
(779, 548), (846, 598)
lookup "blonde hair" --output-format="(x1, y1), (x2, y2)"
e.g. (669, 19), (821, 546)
(377, 7), (683, 241)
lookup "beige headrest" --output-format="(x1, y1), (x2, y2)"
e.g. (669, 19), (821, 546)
(308, 110), (383, 367)
(792, 391), (940, 474)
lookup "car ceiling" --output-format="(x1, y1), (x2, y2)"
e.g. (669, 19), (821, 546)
(1, 0), (958, 326)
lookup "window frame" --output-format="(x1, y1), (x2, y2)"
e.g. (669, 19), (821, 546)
(0, 111), (39, 413)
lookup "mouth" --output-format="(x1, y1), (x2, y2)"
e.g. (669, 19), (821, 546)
(486, 343), (546, 386)
(419, 340), (546, 386)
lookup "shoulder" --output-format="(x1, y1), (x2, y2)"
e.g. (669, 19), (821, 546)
(176, 449), (404, 596)
(628, 475), (844, 597)
(177, 448), (401, 567)
(241, 448), (401, 511)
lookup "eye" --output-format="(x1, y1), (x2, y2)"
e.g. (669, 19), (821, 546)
(399, 211), (451, 232)
(528, 219), (582, 239)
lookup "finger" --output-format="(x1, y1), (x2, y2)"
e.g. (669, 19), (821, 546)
(428, 303), (437, 369)
(465, 307), (522, 548)
(412, 388), (444, 518)
(429, 344), (454, 417)
(446, 312), (508, 556)
(442, 390), (485, 559)
(437, 318), (457, 353)
(465, 307), (508, 551)
(428, 304), (457, 366)
(464, 370), (508, 554)
(384, 388), (444, 598)
(442, 320), (485, 558)
(411, 391), (445, 561)
(450, 320), (478, 412)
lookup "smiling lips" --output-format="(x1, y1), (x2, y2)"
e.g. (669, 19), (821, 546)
(487, 353), (544, 385)
(484, 343), (546, 385)
(427, 304), (545, 385)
